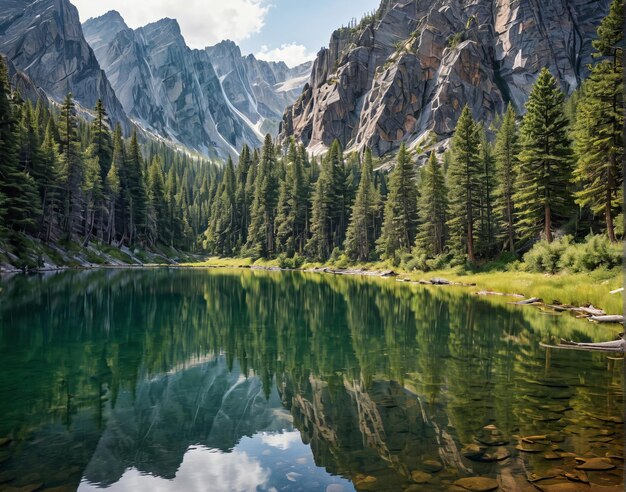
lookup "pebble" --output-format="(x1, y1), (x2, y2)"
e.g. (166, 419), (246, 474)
(422, 459), (443, 472)
(411, 471), (432, 484)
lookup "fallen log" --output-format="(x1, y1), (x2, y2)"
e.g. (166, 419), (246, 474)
(510, 297), (542, 305)
(575, 306), (606, 317)
(589, 315), (624, 324)
(541, 338), (625, 353)
(475, 290), (525, 298)
(610, 287), (624, 295)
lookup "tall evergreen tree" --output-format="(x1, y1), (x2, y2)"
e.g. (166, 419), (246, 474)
(245, 134), (278, 258)
(494, 104), (519, 252)
(376, 143), (418, 260)
(206, 157), (237, 255)
(477, 126), (497, 255)
(125, 129), (148, 245)
(514, 68), (573, 243)
(276, 140), (310, 256)
(415, 152), (448, 257)
(447, 106), (481, 261)
(92, 100), (113, 182)
(146, 156), (167, 246)
(58, 93), (84, 238)
(573, 0), (624, 242)
(344, 149), (381, 262)
(40, 121), (61, 241)
(0, 59), (39, 237)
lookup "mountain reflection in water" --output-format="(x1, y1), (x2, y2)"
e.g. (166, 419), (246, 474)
(0, 269), (622, 491)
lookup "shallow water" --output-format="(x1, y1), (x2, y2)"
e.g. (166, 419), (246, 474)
(0, 269), (623, 491)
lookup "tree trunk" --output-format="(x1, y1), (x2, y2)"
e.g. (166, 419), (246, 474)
(544, 203), (552, 243)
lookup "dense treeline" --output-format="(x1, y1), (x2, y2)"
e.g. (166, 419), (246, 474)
(204, 1), (623, 267)
(0, 58), (219, 254)
(0, 2), (622, 267)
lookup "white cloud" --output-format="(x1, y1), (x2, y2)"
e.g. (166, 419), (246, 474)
(72, 0), (271, 48)
(259, 431), (301, 450)
(78, 446), (270, 492)
(256, 43), (316, 67)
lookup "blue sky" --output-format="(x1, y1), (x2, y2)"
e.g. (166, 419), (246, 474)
(73, 0), (380, 67)
(240, 0), (381, 65)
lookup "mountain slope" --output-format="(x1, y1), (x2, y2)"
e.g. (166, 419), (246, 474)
(206, 40), (312, 137)
(82, 12), (259, 159)
(0, 0), (129, 129)
(280, 0), (612, 156)
(83, 12), (312, 158)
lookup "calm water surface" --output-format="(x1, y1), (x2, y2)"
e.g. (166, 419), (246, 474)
(0, 269), (623, 491)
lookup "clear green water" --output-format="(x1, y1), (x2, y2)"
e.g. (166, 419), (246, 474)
(0, 269), (623, 492)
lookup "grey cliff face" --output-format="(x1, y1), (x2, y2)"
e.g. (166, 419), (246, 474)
(83, 14), (260, 159)
(206, 40), (313, 137)
(0, 0), (129, 130)
(280, 0), (612, 157)
(83, 14), (312, 158)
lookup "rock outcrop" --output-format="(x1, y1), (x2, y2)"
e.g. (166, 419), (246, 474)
(0, 0), (129, 130)
(280, 0), (612, 156)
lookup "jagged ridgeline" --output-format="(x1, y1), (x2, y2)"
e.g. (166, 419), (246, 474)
(280, 0), (613, 157)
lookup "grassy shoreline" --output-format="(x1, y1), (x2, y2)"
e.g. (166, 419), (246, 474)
(181, 257), (624, 315)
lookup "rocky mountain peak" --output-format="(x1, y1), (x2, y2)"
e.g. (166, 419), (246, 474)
(0, 0), (129, 130)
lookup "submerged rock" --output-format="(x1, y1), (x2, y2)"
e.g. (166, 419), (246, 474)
(453, 477), (499, 491)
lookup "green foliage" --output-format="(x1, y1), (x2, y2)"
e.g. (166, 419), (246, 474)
(514, 68), (573, 243)
(573, 0), (624, 242)
(524, 235), (622, 274)
(415, 152), (448, 257)
(522, 236), (573, 274)
(447, 105), (481, 261)
(377, 143), (418, 260)
(559, 234), (622, 272)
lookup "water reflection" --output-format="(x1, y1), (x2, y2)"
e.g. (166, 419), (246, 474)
(0, 269), (623, 491)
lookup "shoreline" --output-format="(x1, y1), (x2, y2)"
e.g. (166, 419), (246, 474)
(2, 260), (623, 321)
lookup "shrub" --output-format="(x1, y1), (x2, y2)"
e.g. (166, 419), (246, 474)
(523, 236), (573, 273)
(559, 235), (622, 272)
(523, 235), (622, 274)
(278, 253), (305, 270)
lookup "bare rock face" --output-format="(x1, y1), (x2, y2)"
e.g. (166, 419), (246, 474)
(0, 0), (129, 130)
(280, 0), (611, 157)
(83, 13), (312, 158)
(83, 13), (260, 159)
(205, 40), (312, 137)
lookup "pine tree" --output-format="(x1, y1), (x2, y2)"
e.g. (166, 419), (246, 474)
(245, 134), (279, 258)
(446, 106), (481, 261)
(344, 149), (381, 262)
(0, 59), (40, 237)
(306, 141), (347, 260)
(40, 121), (61, 241)
(494, 104), (519, 252)
(206, 157), (237, 255)
(58, 93), (84, 238)
(276, 140), (310, 256)
(235, 145), (252, 248)
(146, 156), (167, 246)
(477, 126), (497, 255)
(514, 68), (573, 243)
(125, 129), (148, 245)
(376, 143), (418, 260)
(415, 152), (448, 257)
(573, 0), (624, 241)
(92, 100), (113, 182)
